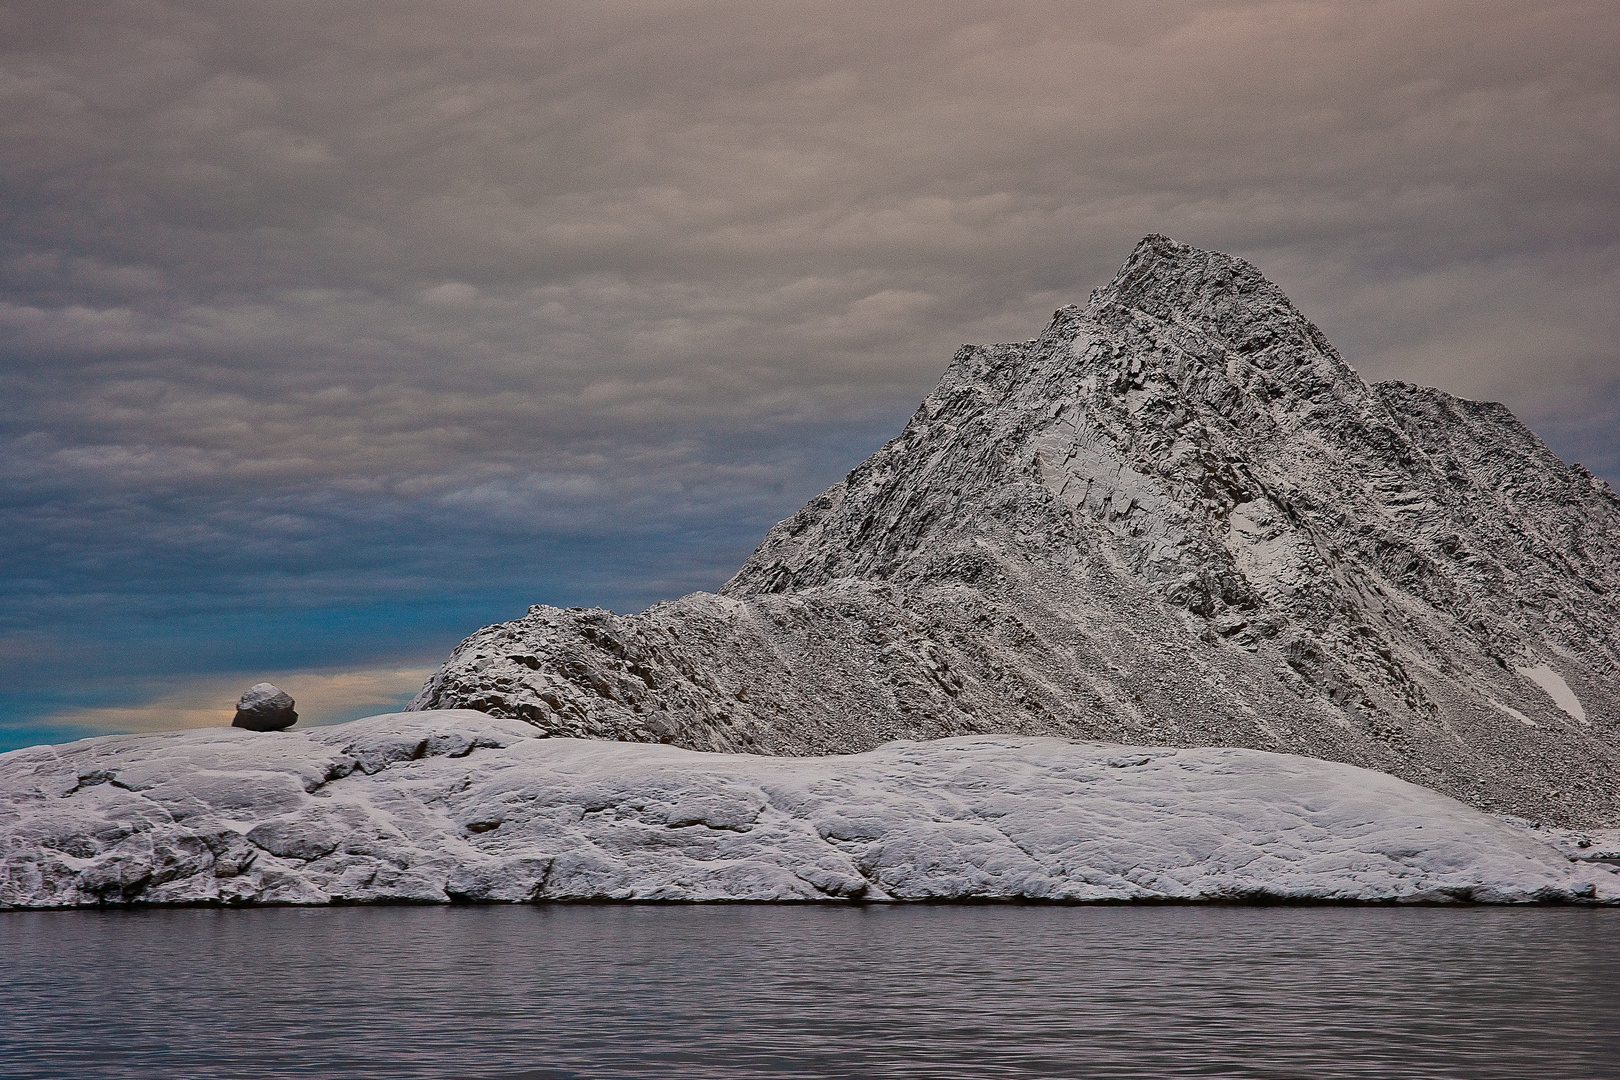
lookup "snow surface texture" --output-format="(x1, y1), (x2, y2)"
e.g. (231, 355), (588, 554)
(415, 236), (1620, 827)
(2, 712), (1616, 909)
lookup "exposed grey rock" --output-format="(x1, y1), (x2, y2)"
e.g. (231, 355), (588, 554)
(2, 711), (1614, 908)
(412, 236), (1620, 827)
(232, 683), (298, 732)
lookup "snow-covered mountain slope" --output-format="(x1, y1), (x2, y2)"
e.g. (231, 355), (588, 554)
(413, 236), (1620, 827)
(3, 712), (1614, 908)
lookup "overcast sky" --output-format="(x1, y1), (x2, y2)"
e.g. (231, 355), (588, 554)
(3, 0), (1617, 748)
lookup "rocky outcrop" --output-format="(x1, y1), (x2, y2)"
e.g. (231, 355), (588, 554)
(2, 711), (1614, 908)
(412, 236), (1620, 827)
(232, 683), (298, 731)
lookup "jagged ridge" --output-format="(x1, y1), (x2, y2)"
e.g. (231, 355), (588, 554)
(412, 236), (1620, 827)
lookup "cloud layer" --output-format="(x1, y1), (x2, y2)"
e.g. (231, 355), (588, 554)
(3, 1), (1617, 745)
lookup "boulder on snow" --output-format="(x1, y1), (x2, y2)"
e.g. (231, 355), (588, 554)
(232, 683), (298, 731)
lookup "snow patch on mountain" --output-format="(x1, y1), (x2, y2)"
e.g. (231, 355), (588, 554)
(1515, 664), (1587, 725)
(1488, 699), (1537, 728)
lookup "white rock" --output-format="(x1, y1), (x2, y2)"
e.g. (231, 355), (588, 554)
(2, 711), (1614, 908)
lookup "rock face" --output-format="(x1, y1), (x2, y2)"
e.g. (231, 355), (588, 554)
(412, 236), (1620, 827)
(232, 683), (298, 731)
(2, 711), (1614, 908)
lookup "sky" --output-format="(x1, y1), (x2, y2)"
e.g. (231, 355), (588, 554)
(3, 1), (1617, 750)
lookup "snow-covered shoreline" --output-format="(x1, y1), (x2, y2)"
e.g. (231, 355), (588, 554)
(2, 710), (1616, 909)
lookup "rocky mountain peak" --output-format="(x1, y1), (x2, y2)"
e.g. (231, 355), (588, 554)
(412, 236), (1620, 827)
(1104, 234), (1305, 330)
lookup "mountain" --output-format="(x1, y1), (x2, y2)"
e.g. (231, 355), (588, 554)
(411, 236), (1620, 827)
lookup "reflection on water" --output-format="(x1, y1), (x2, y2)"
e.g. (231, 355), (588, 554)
(1, 905), (1616, 1079)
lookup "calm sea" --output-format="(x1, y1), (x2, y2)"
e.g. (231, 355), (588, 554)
(1, 905), (1616, 1079)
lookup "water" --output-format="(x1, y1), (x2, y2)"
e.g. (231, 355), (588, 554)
(1, 905), (1616, 1079)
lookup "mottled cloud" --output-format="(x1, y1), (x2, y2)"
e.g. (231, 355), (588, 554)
(2, 1), (1617, 745)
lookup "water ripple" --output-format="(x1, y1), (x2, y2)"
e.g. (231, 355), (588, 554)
(1, 905), (1617, 1079)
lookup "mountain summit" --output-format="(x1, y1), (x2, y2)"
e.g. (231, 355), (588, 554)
(412, 236), (1620, 826)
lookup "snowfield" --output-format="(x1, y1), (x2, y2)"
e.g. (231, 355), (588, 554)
(2, 711), (1615, 909)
